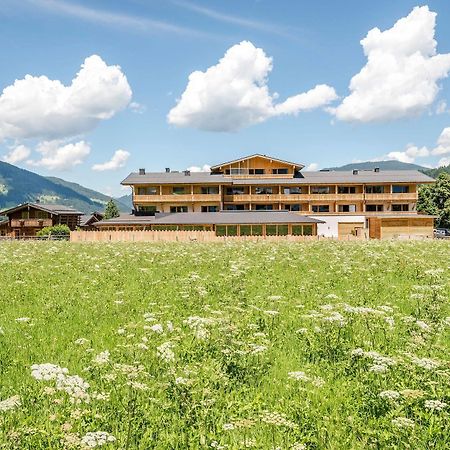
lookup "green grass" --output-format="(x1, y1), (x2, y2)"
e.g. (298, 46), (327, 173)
(0, 241), (449, 449)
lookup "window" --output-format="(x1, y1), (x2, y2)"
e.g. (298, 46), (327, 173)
(239, 225), (251, 236)
(226, 225), (238, 236)
(272, 168), (288, 174)
(338, 204), (356, 213)
(136, 187), (157, 195)
(255, 187), (273, 195)
(338, 186), (356, 194)
(366, 204), (384, 212)
(285, 204), (302, 211)
(216, 225), (226, 236)
(172, 187), (185, 195)
(36, 211), (49, 219)
(170, 206), (188, 213)
(251, 225), (263, 236)
(311, 186), (330, 194)
(225, 169), (231, 175)
(201, 206), (218, 212)
(365, 185), (384, 194)
(255, 204), (273, 210)
(21, 211), (29, 219)
(226, 187), (246, 195)
(277, 225), (288, 235)
(266, 225), (277, 235)
(284, 187), (302, 194)
(392, 185), (409, 193)
(201, 186), (219, 195)
(303, 225), (313, 236)
(138, 205), (156, 212)
(225, 204), (245, 210)
(249, 168), (265, 175)
(392, 204), (409, 212)
(311, 205), (330, 213)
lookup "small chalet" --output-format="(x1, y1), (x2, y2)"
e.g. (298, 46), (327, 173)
(79, 212), (104, 230)
(0, 203), (83, 238)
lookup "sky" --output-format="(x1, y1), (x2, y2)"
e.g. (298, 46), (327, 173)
(0, 0), (450, 196)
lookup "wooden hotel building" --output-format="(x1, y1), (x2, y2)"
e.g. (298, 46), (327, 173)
(96, 154), (435, 239)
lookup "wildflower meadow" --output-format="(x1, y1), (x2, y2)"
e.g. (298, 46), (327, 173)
(0, 240), (449, 449)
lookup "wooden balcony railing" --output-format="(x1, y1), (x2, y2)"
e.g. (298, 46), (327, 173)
(364, 193), (417, 201)
(224, 194), (365, 202)
(133, 194), (221, 203)
(10, 219), (53, 227)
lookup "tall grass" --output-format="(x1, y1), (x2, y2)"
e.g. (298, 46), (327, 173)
(0, 241), (449, 449)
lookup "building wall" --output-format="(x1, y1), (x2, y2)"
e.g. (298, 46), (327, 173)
(310, 215), (367, 238)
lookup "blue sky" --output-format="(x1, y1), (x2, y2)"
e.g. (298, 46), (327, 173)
(0, 0), (450, 196)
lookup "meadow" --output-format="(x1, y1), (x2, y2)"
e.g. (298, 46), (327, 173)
(0, 240), (449, 449)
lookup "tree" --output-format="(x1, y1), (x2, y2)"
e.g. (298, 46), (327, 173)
(36, 224), (71, 238)
(417, 173), (450, 228)
(104, 199), (120, 219)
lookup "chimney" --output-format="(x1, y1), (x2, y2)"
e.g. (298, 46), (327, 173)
(165, 167), (170, 173)
(352, 169), (359, 175)
(374, 167), (380, 173)
(184, 170), (191, 176)
(139, 168), (145, 175)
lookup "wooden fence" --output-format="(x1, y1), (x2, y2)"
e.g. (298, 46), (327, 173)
(70, 230), (324, 243)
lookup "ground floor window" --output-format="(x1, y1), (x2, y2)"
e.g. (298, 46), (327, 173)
(225, 204), (246, 211)
(138, 205), (157, 213)
(284, 204), (302, 211)
(170, 206), (188, 213)
(255, 204), (273, 211)
(292, 225), (313, 236)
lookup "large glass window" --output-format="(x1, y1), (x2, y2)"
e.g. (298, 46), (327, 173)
(338, 186), (356, 194)
(249, 168), (265, 175)
(272, 168), (288, 174)
(216, 225), (226, 236)
(226, 187), (246, 195)
(136, 187), (157, 195)
(392, 204), (409, 211)
(311, 186), (331, 194)
(227, 225), (238, 236)
(201, 205), (218, 212)
(251, 225), (263, 236)
(239, 225), (251, 236)
(201, 186), (219, 195)
(284, 187), (302, 194)
(366, 204), (384, 212)
(338, 204), (356, 212)
(255, 204), (273, 210)
(365, 185), (384, 194)
(266, 225), (277, 235)
(285, 204), (302, 211)
(225, 204), (245, 210)
(138, 205), (156, 213)
(255, 187), (273, 195)
(311, 205), (330, 213)
(303, 225), (313, 235)
(172, 187), (185, 195)
(392, 185), (409, 193)
(277, 225), (288, 235)
(170, 206), (188, 213)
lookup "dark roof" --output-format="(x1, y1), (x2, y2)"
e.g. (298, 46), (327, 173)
(96, 211), (324, 227)
(122, 172), (231, 185)
(0, 203), (83, 216)
(121, 170), (434, 186)
(210, 153), (304, 170)
(80, 212), (104, 227)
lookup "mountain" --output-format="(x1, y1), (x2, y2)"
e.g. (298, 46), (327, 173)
(422, 165), (450, 178)
(117, 194), (133, 209)
(325, 160), (428, 171)
(47, 177), (130, 212)
(0, 161), (129, 214)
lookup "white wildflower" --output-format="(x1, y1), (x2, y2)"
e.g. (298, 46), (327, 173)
(415, 320), (431, 332)
(31, 364), (69, 381)
(410, 356), (440, 370)
(391, 417), (415, 428)
(0, 395), (20, 412)
(424, 400), (447, 411)
(92, 351), (110, 365)
(288, 371), (310, 381)
(80, 431), (116, 448)
(379, 390), (400, 400)
(149, 324), (164, 334)
(75, 338), (89, 345)
(15, 317), (31, 323)
(369, 364), (388, 373)
(157, 342), (175, 362)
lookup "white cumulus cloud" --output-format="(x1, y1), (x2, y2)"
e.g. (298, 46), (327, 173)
(2, 144), (31, 164)
(386, 145), (430, 164)
(432, 127), (450, 155)
(304, 163), (319, 171)
(0, 55), (132, 141)
(332, 6), (450, 122)
(186, 164), (211, 172)
(92, 149), (130, 171)
(167, 41), (337, 131)
(28, 140), (91, 171)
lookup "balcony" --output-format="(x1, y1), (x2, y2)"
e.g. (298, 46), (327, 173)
(10, 219), (52, 228)
(224, 193), (365, 202)
(364, 193), (417, 201)
(133, 194), (221, 203)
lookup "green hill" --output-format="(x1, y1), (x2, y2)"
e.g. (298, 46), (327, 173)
(421, 164), (450, 178)
(0, 161), (128, 214)
(325, 160), (428, 171)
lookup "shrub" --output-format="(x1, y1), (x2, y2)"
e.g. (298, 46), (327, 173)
(36, 224), (71, 237)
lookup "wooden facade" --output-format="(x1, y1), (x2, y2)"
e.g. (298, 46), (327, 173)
(0, 203), (83, 238)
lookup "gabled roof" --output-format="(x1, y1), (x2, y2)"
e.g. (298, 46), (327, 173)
(0, 203), (83, 216)
(80, 212), (104, 227)
(210, 154), (305, 170)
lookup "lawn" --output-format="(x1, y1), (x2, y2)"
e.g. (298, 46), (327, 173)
(0, 240), (449, 449)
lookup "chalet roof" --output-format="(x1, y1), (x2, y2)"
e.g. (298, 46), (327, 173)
(80, 212), (104, 227)
(0, 203), (84, 216)
(122, 172), (231, 185)
(95, 211), (324, 226)
(121, 170), (434, 185)
(211, 153), (304, 170)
